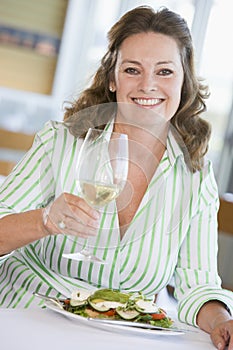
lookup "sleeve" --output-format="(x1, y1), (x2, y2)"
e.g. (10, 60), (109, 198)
(0, 251), (14, 263)
(0, 121), (58, 264)
(174, 160), (233, 326)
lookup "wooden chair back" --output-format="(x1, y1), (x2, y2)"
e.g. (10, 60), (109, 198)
(0, 128), (34, 176)
(217, 195), (233, 291)
(218, 196), (233, 235)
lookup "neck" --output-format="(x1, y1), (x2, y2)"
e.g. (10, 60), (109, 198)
(113, 122), (168, 157)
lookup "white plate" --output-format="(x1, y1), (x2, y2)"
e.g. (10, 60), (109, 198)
(45, 301), (184, 337)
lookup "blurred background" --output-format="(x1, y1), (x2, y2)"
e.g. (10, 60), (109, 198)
(0, 0), (232, 283)
(0, 0), (232, 194)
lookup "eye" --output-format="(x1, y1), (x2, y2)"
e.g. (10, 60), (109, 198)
(124, 67), (140, 75)
(157, 69), (173, 76)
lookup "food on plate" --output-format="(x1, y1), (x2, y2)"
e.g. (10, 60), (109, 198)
(62, 289), (173, 328)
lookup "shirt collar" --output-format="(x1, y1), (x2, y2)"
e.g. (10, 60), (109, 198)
(166, 127), (189, 173)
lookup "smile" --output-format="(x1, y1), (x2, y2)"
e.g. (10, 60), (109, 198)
(133, 98), (163, 106)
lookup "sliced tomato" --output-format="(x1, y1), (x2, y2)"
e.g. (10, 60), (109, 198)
(151, 312), (166, 320)
(102, 309), (116, 317)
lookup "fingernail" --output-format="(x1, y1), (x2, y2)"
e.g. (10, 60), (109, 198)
(217, 342), (222, 350)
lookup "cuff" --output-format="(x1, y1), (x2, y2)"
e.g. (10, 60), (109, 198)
(0, 250), (14, 263)
(178, 287), (233, 326)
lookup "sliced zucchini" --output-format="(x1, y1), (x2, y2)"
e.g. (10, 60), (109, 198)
(89, 299), (126, 312)
(135, 299), (159, 313)
(70, 289), (93, 307)
(116, 308), (140, 320)
(70, 299), (88, 307)
(88, 299), (110, 312)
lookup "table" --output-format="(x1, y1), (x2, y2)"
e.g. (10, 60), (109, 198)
(1, 306), (215, 350)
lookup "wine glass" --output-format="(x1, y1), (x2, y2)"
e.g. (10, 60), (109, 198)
(62, 128), (128, 263)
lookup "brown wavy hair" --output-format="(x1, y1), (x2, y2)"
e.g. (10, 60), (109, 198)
(64, 6), (211, 172)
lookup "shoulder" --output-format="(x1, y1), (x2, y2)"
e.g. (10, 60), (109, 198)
(199, 158), (218, 190)
(193, 157), (219, 211)
(36, 120), (69, 138)
(34, 120), (75, 146)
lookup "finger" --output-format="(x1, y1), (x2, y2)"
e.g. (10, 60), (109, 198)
(46, 193), (100, 236)
(228, 337), (233, 350)
(54, 218), (97, 238)
(211, 330), (229, 350)
(61, 226), (97, 239)
(57, 218), (98, 237)
(64, 193), (100, 220)
(67, 207), (100, 229)
(211, 335), (226, 350)
(64, 217), (98, 237)
(50, 194), (99, 223)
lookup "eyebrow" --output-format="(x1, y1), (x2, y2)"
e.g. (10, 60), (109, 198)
(121, 59), (175, 66)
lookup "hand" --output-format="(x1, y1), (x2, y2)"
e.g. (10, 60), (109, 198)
(211, 319), (233, 350)
(42, 192), (100, 238)
(197, 300), (233, 350)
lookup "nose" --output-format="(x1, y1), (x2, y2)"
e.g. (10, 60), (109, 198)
(138, 72), (158, 93)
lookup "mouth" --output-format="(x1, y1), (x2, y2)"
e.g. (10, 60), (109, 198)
(132, 98), (163, 107)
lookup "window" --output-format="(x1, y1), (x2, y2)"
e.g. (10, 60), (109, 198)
(199, 0), (233, 191)
(0, 0), (68, 95)
(70, 0), (194, 94)
(0, 0), (232, 181)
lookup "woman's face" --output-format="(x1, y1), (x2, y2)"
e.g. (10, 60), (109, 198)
(112, 32), (184, 125)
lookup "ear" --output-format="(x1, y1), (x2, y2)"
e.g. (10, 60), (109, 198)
(109, 80), (116, 92)
(109, 86), (115, 92)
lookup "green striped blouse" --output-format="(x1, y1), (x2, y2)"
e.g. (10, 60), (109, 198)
(0, 120), (232, 326)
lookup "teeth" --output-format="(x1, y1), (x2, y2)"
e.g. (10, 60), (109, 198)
(134, 98), (161, 106)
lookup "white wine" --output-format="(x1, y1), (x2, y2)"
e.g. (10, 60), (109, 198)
(79, 180), (121, 207)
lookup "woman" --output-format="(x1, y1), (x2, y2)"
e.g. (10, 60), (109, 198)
(0, 6), (232, 349)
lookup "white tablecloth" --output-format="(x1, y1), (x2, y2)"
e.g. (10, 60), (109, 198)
(1, 306), (215, 350)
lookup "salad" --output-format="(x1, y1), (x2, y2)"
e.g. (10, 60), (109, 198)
(62, 288), (173, 328)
